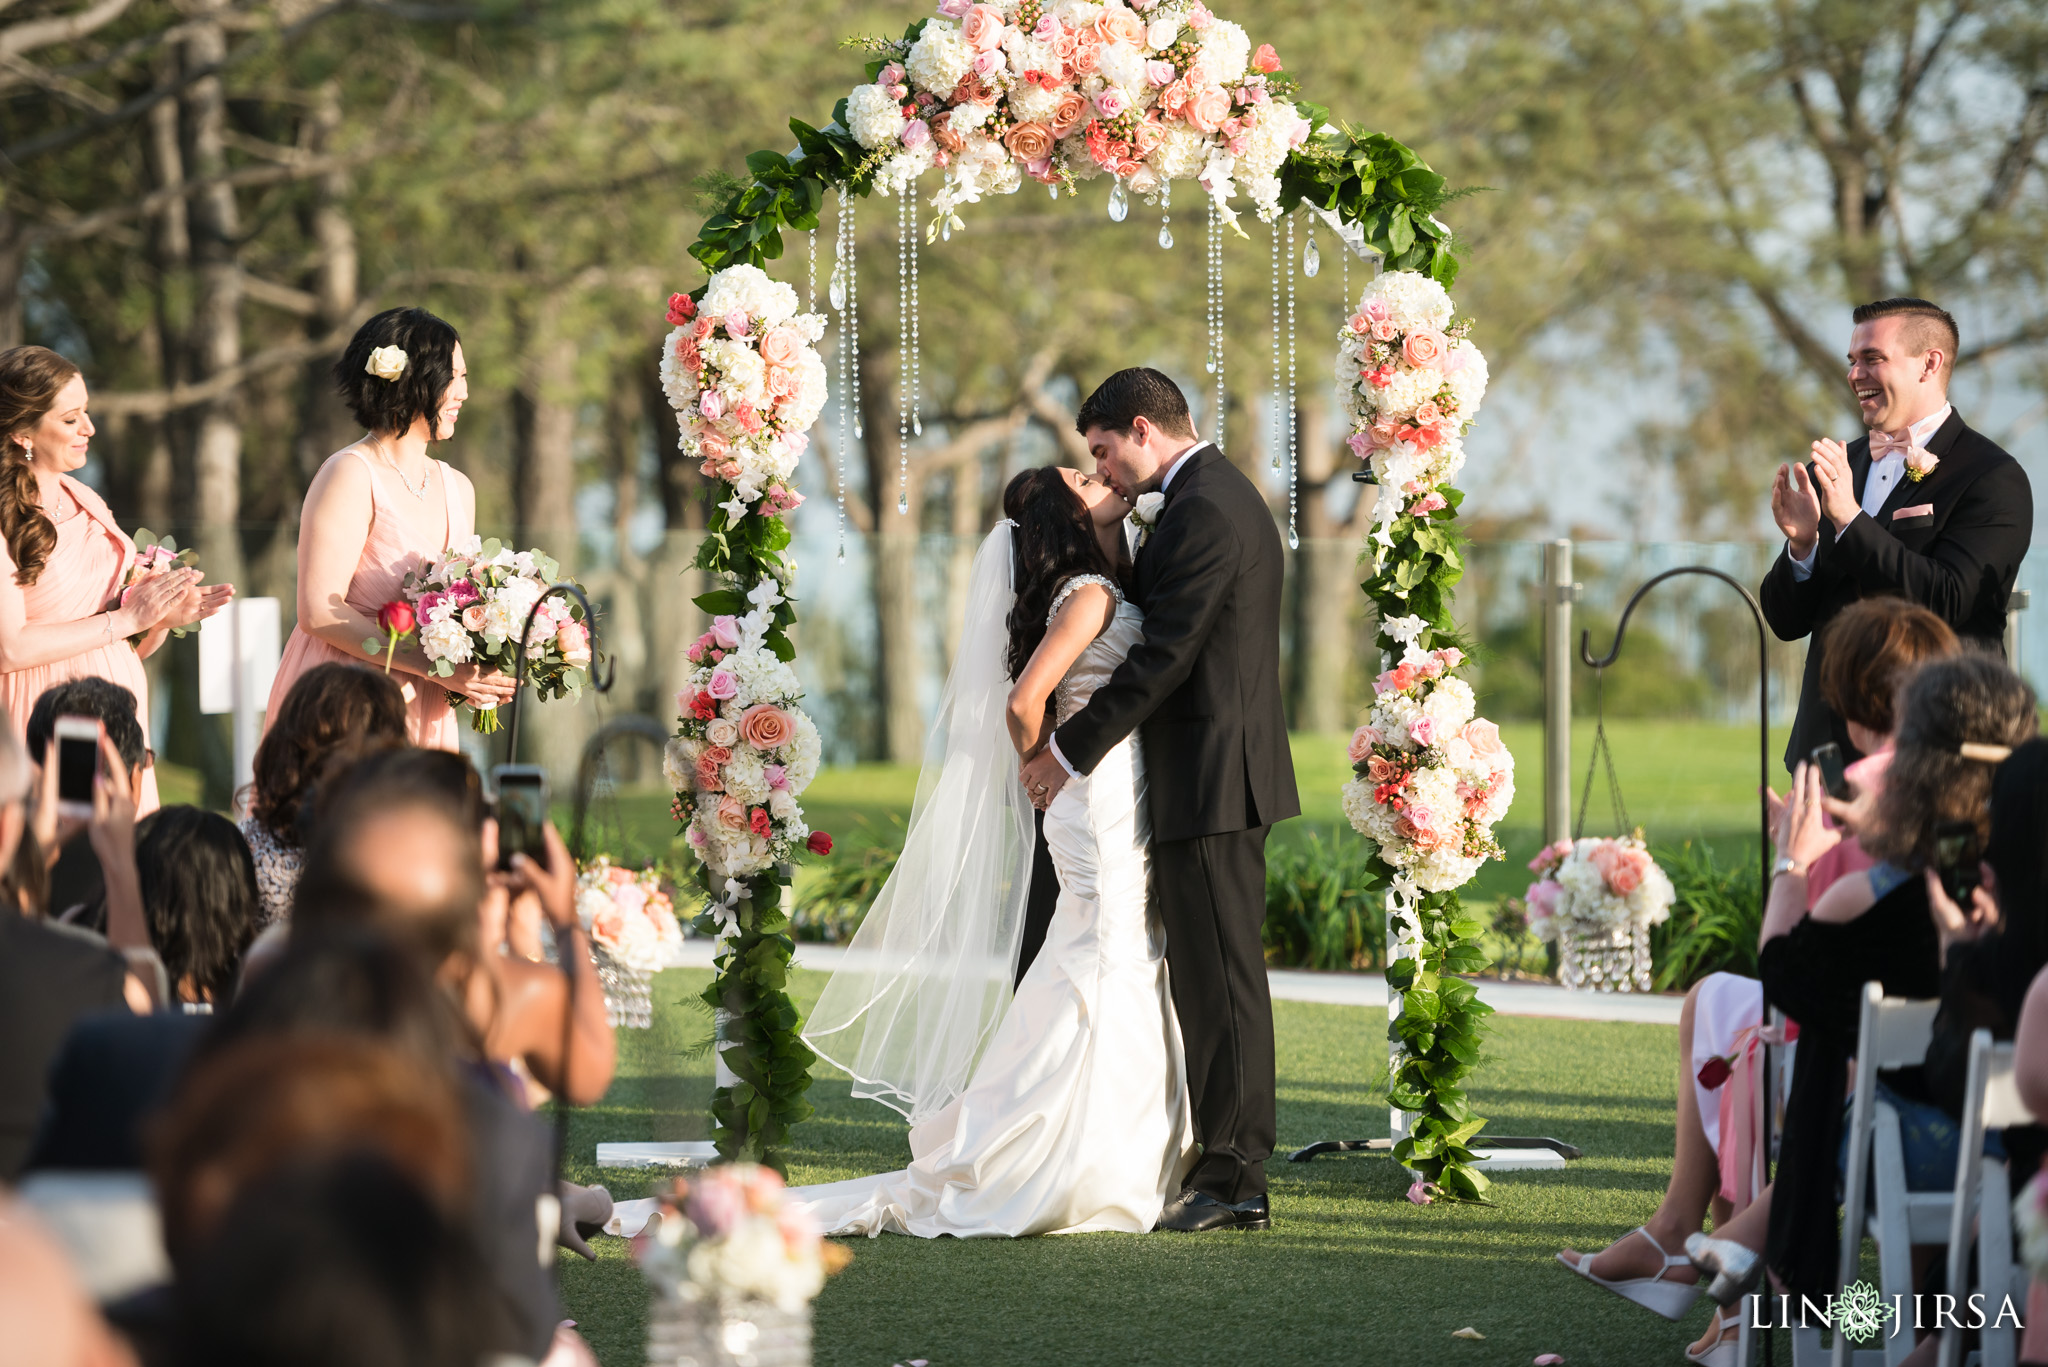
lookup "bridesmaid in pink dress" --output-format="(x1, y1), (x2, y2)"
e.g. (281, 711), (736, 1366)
(0, 348), (234, 816)
(267, 308), (516, 750)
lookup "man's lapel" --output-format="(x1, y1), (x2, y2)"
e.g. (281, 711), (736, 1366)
(1872, 408), (1969, 525)
(1159, 443), (1219, 511)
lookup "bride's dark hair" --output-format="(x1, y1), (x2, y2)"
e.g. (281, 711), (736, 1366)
(1003, 466), (1126, 682)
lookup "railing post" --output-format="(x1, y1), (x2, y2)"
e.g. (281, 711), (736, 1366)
(2006, 588), (2030, 682)
(1542, 540), (1576, 848)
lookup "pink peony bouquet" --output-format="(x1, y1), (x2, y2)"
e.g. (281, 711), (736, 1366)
(385, 535), (593, 733)
(658, 265), (827, 517)
(663, 578), (828, 881)
(842, 0), (1310, 227)
(1522, 834), (1674, 945)
(1334, 270), (1489, 548)
(119, 529), (200, 645)
(635, 1163), (850, 1312)
(1340, 628), (1513, 892)
(574, 857), (686, 977)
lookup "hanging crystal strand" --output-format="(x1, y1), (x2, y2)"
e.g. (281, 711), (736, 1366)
(833, 191), (852, 564)
(1286, 213), (1300, 551)
(1303, 220), (1320, 277)
(848, 195), (862, 443)
(1157, 179), (1173, 249)
(806, 229), (817, 314)
(1269, 219), (1282, 473)
(908, 183), (922, 439)
(896, 191), (910, 517)
(1337, 237), (1350, 410)
(1209, 203), (1225, 452)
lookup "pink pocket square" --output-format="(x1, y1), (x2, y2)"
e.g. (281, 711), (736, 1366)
(1893, 503), (1933, 521)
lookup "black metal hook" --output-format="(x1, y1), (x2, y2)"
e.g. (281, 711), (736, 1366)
(1576, 564), (1773, 915)
(502, 582), (614, 764)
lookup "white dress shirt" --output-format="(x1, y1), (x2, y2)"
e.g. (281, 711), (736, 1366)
(1788, 404), (1950, 580)
(1045, 438), (1207, 780)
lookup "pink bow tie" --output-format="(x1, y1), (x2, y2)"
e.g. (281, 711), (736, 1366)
(1868, 430), (1939, 479)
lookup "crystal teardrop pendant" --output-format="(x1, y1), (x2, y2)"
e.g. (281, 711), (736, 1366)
(1287, 527), (1300, 550)
(1304, 234), (1321, 278)
(1108, 181), (1128, 222)
(940, 217), (952, 243)
(912, 417), (922, 436)
(1205, 358), (1216, 374)
(828, 264), (847, 311)
(1158, 222), (1173, 249)
(1048, 183), (1059, 201)
(897, 491), (909, 515)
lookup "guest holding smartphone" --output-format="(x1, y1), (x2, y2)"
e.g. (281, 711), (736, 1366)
(0, 346), (232, 814)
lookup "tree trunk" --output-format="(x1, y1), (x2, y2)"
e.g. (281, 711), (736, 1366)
(181, 0), (244, 588)
(859, 343), (921, 763)
(1290, 393), (1369, 732)
(293, 80), (358, 481)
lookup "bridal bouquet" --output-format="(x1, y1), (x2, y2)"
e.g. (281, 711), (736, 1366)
(664, 579), (829, 882)
(841, 1), (1311, 227)
(575, 858), (687, 975)
(388, 536), (594, 733)
(660, 265), (827, 514)
(635, 1164), (850, 1312)
(1522, 835), (1676, 945)
(1340, 625), (1513, 893)
(120, 529), (200, 646)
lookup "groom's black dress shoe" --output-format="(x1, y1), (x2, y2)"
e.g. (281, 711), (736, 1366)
(1153, 1191), (1271, 1232)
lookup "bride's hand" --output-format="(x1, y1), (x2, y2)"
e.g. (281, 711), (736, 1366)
(447, 663), (519, 710)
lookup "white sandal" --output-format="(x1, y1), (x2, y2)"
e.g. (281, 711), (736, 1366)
(1685, 1307), (1742, 1366)
(1555, 1226), (1705, 1321)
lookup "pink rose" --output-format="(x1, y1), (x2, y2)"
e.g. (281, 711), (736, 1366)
(1252, 42), (1281, 72)
(461, 604), (486, 632)
(1433, 646), (1465, 669)
(970, 49), (1005, 79)
(962, 3), (1005, 51)
(739, 703), (795, 751)
(1146, 59), (1176, 86)
(1408, 714), (1438, 747)
(878, 61), (905, 87)
(763, 364), (798, 402)
(1402, 327), (1448, 369)
(1363, 298), (1391, 322)
(699, 431), (729, 461)
(1369, 318), (1399, 342)
(1185, 86), (1231, 134)
(699, 389), (725, 420)
(1094, 86), (1129, 119)
(936, 0), (970, 15)
(723, 309), (750, 339)
(716, 795), (748, 832)
(764, 763), (789, 790)
(707, 670), (738, 700)
(555, 619), (592, 667)
(710, 615), (740, 648)
(1461, 719), (1503, 757)
(1366, 755), (1399, 783)
(1033, 13), (1058, 39)
(1346, 432), (1373, 460)
(901, 117), (931, 149)
(1096, 7), (1145, 45)
(1411, 492), (1447, 515)
(1348, 725), (1381, 762)
(1347, 312), (1372, 335)
(1525, 878), (1560, 920)
(758, 327), (802, 367)
(1187, 1), (1210, 28)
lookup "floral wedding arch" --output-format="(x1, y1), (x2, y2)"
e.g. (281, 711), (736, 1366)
(659, 0), (1510, 1203)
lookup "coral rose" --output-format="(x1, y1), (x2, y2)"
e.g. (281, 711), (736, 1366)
(1096, 7), (1145, 46)
(1366, 754), (1398, 783)
(1252, 42), (1282, 73)
(717, 795), (748, 831)
(1156, 78), (1191, 119)
(1069, 41), (1100, 75)
(749, 806), (773, 838)
(758, 326), (802, 367)
(696, 754), (725, 792)
(1048, 91), (1089, 135)
(1004, 121), (1055, 162)
(962, 4), (1005, 51)
(739, 703), (795, 751)
(1185, 86), (1231, 134)
(931, 110), (964, 153)
(807, 831), (834, 856)
(1402, 327), (1449, 369)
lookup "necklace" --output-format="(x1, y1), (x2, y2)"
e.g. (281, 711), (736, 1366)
(369, 437), (432, 500)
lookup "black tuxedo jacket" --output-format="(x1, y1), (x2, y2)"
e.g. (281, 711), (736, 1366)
(1759, 409), (2032, 769)
(1055, 444), (1300, 843)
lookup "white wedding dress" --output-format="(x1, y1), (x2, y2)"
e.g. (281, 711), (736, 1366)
(793, 574), (1195, 1237)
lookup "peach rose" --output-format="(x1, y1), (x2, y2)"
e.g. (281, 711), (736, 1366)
(955, 71), (996, 105)
(1185, 85), (1231, 134)
(739, 703), (795, 751)
(675, 334), (701, 369)
(462, 604), (486, 632)
(717, 794), (748, 831)
(1366, 755), (1399, 783)
(1370, 319), (1399, 342)
(932, 110), (965, 153)
(763, 364), (798, 401)
(1461, 719), (1504, 757)
(758, 326), (802, 366)
(1252, 42), (1282, 73)
(1004, 121), (1055, 162)
(1069, 41), (1100, 75)
(1049, 91), (1089, 135)
(1132, 115), (1165, 156)
(1402, 327), (1448, 369)
(1095, 7), (1145, 46)
(699, 431), (729, 461)
(1156, 78), (1191, 120)
(1348, 725), (1381, 762)
(696, 754), (725, 792)
(962, 3), (1005, 51)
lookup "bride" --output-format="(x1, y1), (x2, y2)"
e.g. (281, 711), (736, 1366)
(794, 464), (1195, 1237)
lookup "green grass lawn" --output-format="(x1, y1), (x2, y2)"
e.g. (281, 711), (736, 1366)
(560, 966), (1772, 1367)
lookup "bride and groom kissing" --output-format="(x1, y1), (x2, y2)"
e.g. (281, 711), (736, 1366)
(795, 366), (1301, 1238)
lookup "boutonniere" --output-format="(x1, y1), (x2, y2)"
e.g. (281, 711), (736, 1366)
(1903, 447), (1939, 483)
(1128, 491), (1166, 547)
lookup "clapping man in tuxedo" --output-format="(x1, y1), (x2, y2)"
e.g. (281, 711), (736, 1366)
(1761, 297), (2032, 770)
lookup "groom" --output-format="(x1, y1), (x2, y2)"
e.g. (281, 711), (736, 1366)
(1019, 368), (1299, 1232)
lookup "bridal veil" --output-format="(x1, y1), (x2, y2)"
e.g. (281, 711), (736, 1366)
(801, 521), (1035, 1126)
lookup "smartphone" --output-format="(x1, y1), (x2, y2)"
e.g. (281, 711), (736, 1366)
(1810, 742), (1849, 802)
(491, 765), (549, 873)
(1933, 819), (1981, 905)
(52, 715), (100, 820)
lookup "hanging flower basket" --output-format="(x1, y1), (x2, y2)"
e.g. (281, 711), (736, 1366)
(571, 858), (687, 1029)
(1523, 835), (1674, 993)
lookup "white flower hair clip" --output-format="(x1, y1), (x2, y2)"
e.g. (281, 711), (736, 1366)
(365, 345), (409, 381)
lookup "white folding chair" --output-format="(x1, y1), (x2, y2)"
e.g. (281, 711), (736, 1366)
(1937, 1030), (2030, 1367)
(1827, 984), (1945, 1367)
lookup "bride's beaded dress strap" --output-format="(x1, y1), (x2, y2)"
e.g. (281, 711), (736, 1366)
(1046, 574), (1122, 626)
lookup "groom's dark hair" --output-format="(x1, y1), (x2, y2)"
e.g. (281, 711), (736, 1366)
(1076, 368), (1196, 440)
(1852, 298), (1959, 378)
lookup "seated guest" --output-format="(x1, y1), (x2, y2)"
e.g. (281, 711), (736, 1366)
(0, 711), (152, 1180)
(0, 1190), (139, 1367)
(239, 662), (408, 924)
(132, 807), (261, 1008)
(23, 677), (152, 926)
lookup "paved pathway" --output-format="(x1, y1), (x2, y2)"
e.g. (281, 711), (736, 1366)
(669, 941), (1684, 1026)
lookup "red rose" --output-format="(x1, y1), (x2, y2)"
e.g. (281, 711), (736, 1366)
(1696, 1056), (1732, 1090)
(378, 600), (415, 635)
(807, 831), (834, 856)
(667, 292), (696, 325)
(691, 691), (717, 721)
(749, 807), (772, 838)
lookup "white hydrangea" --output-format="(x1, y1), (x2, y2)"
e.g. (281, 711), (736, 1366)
(1359, 269), (1454, 333)
(1371, 363), (1444, 423)
(906, 22), (974, 96)
(1097, 42), (1147, 95)
(1008, 80), (1061, 124)
(784, 712), (822, 793)
(722, 748), (770, 805)
(662, 737), (699, 791)
(1235, 99), (1301, 180)
(1198, 18), (1251, 82)
(658, 326), (702, 412)
(1442, 339), (1488, 423)
(1002, 32), (1058, 82)
(701, 264), (800, 327)
(1422, 676), (1476, 731)
(948, 101), (993, 136)
(1061, 132), (1104, 178)
(781, 347), (829, 434)
(703, 339), (766, 406)
(846, 82), (904, 150)
(1149, 122), (1210, 181)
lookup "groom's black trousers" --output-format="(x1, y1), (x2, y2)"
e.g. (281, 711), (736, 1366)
(1014, 811), (1060, 989)
(1155, 825), (1275, 1203)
